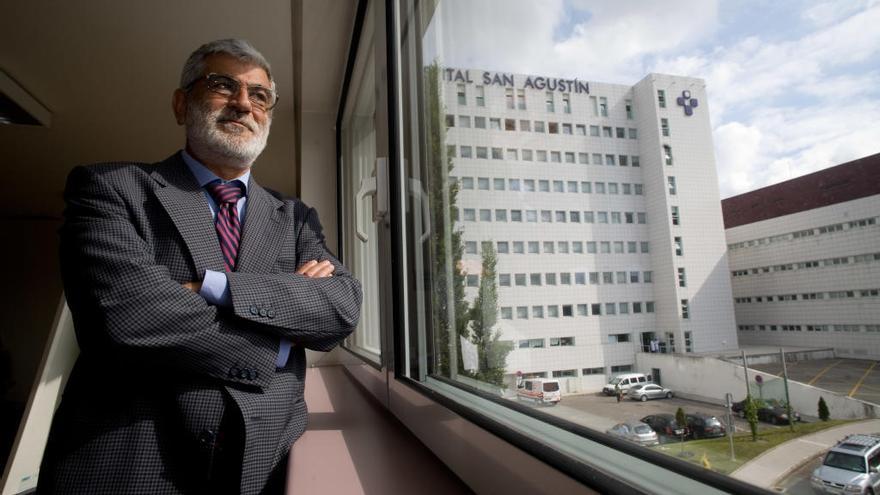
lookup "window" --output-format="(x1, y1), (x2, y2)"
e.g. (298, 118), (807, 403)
(678, 267), (687, 287)
(625, 99), (633, 119)
(590, 125), (600, 136)
(562, 93), (571, 113)
(608, 333), (630, 343)
(466, 274), (478, 287)
(476, 146), (488, 159)
(495, 209), (507, 222)
(664, 145), (673, 165)
(605, 303), (616, 315)
(505, 118), (516, 131)
(644, 271), (653, 283)
(640, 242), (650, 253)
(547, 305), (559, 318)
(602, 126), (613, 137)
(517, 89), (526, 109)
(616, 127), (625, 138)
(552, 369), (577, 378)
(545, 91), (555, 112)
(576, 124), (586, 136)
(661, 118), (669, 136)
(548, 122), (559, 134)
(499, 273), (511, 286)
(520, 119), (531, 132)
(534, 120), (545, 132)
(674, 237), (684, 256)
(667, 176), (677, 195)
(532, 305), (544, 318)
(630, 271), (640, 283)
(505, 87), (515, 109)
(528, 241), (539, 254)
(463, 208), (475, 221)
(628, 128), (637, 139)
(497, 241), (509, 254)
(464, 241), (477, 254)
(681, 299), (690, 319)
(491, 147), (502, 159)
(479, 209), (491, 221)
(599, 96), (608, 116)
(632, 156), (640, 167)
(457, 83), (466, 105)
(536, 150), (547, 162)
(515, 274), (526, 286)
(671, 206), (680, 225)
(460, 177), (474, 190)
(658, 89), (666, 108)
(477, 177), (490, 190)
(592, 153), (602, 165)
(458, 115), (470, 127)
(460, 145), (472, 158)
(475, 85), (485, 106)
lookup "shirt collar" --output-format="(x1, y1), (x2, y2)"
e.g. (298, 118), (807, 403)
(181, 149), (251, 194)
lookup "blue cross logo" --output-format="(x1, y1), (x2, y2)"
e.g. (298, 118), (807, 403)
(676, 90), (699, 116)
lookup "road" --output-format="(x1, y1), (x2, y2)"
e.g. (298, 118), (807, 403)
(776, 454), (822, 494)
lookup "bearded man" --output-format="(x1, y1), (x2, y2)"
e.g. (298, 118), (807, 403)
(38, 39), (362, 495)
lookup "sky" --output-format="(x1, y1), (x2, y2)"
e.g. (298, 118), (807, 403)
(430, 0), (880, 198)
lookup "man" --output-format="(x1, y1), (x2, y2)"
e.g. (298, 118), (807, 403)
(38, 39), (361, 494)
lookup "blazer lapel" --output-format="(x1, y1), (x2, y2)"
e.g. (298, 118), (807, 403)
(151, 153), (226, 275)
(236, 179), (289, 273)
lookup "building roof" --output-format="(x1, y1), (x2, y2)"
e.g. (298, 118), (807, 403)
(721, 153), (880, 229)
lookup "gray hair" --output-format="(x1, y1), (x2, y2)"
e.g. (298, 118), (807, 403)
(179, 39), (274, 90)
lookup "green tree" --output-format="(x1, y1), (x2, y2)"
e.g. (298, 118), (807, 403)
(467, 243), (513, 385)
(424, 62), (469, 377)
(744, 396), (760, 441)
(818, 396), (830, 421)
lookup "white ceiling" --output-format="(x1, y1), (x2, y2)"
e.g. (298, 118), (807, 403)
(0, 0), (356, 218)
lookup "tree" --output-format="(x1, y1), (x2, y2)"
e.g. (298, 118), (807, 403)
(467, 243), (513, 385)
(744, 396), (760, 441)
(675, 406), (687, 453)
(818, 396), (830, 422)
(424, 62), (469, 378)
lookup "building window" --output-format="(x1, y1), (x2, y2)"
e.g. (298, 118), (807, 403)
(475, 85), (485, 106)
(685, 332), (693, 353)
(545, 91), (555, 112)
(464, 241), (477, 254)
(460, 146), (472, 158)
(532, 305), (544, 318)
(548, 122), (559, 134)
(681, 299), (690, 319)
(628, 128), (637, 139)
(632, 156), (640, 167)
(517, 89), (526, 110)
(466, 274), (478, 287)
(661, 118), (669, 136)
(664, 145), (673, 165)
(625, 99), (633, 119)
(505, 118), (516, 131)
(678, 267), (687, 287)
(562, 123), (572, 134)
(667, 176), (677, 195)
(562, 93), (571, 113)
(491, 147), (503, 159)
(644, 271), (653, 283)
(674, 237), (684, 256)
(599, 96), (608, 116)
(658, 89), (666, 108)
(671, 206), (680, 226)
(534, 120), (545, 132)
(608, 333), (630, 343)
(505, 87), (515, 109)
(517, 306), (529, 319)
(616, 127), (626, 139)
(576, 124), (586, 136)
(590, 125), (600, 136)
(445, 114), (455, 127)
(458, 115), (470, 127)
(602, 126), (613, 138)
(552, 369), (577, 378)
(457, 83), (466, 105)
(501, 307), (513, 319)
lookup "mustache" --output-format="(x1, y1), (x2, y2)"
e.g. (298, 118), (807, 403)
(215, 109), (257, 132)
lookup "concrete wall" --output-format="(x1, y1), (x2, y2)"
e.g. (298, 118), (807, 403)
(635, 352), (880, 420)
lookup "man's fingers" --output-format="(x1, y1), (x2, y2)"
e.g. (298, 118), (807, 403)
(311, 263), (335, 278)
(295, 260), (318, 274)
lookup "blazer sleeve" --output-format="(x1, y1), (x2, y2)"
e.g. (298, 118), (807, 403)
(225, 203), (363, 352)
(60, 166), (279, 389)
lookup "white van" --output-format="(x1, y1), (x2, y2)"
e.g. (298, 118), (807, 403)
(516, 379), (562, 405)
(602, 373), (652, 395)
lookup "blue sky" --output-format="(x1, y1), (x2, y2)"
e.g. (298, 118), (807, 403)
(434, 0), (880, 197)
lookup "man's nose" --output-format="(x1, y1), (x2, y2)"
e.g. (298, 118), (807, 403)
(227, 85), (253, 112)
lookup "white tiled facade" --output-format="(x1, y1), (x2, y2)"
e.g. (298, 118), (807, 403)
(727, 195), (880, 359)
(443, 69), (739, 391)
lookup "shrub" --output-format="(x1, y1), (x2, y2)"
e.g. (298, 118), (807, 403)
(818, 396), (830, 422)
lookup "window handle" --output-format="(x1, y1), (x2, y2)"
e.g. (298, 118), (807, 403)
(355, 157), (388, 243)
(408, 178), (431, 243)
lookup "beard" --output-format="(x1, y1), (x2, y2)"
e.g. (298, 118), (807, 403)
(185, 98), (271, 169)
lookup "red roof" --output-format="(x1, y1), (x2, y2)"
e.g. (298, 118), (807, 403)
(722, 153), (880, 229)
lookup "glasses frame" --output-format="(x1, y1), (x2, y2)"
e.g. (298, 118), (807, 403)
(186, 73), (279, 111)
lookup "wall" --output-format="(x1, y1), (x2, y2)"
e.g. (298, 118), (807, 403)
(635, 352), (880, 420)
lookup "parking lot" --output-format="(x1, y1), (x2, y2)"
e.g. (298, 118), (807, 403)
(516, 391), (777, 440)
(749, 358), (880, 404)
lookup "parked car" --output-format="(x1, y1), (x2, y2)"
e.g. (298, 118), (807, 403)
(601, 373), (652, 396)
(685, 413), (727, 439)
(640, 414), (689, 441)
(811, 434), (880, 494)
(628, 383), (673, 402)
(732, 398), (801, 424)
(606, 421), (659, 447)
(516, 378), (561, 405)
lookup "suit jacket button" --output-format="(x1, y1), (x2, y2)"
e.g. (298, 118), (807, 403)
(259, 308), (268, 317)
(267, 310), (276, 318)
(199, 430), (216, 445)
(228, 366), (240, 378)
(238, 368), (250, 380)
(250, 305), (259, 315)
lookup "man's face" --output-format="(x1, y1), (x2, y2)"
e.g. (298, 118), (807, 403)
(176, 53), (273, 169)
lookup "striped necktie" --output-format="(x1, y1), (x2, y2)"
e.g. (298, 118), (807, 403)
(206, 181), (244, 272)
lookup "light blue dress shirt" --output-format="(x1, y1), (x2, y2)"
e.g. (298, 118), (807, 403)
(182, 150), (292, 368)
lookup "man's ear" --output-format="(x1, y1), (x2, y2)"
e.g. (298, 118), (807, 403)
(172, 89), (187, 125)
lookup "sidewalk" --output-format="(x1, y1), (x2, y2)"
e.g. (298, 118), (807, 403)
(730, 419), (880, 489)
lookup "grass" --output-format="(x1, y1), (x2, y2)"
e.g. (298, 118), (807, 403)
(651, 419), (854, 475)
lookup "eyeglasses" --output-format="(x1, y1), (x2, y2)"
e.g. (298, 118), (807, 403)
(186, 73), (278, 111)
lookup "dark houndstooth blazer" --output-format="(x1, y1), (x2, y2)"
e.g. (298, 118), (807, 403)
(38, 152), (362, 494)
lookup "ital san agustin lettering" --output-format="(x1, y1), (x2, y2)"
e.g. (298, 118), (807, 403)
(443, 68), (590, 94)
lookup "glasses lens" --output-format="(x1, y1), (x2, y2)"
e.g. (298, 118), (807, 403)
(247, 87), (274, 109)
(205, 75), (239, 96)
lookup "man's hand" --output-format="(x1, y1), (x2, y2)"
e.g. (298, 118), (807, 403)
(296, 260), (335, 278)
(182, 281), (202, 292)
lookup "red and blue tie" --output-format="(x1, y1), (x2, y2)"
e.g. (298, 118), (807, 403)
(206, 181), (244, 272)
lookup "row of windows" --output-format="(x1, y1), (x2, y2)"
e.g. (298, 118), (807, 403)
(738, 323), (880, 333)
(734, 288), (880, 304)
(520, 365), (634, 381)
(448, 145), (640, 167)
(731, 251), (880, 277)
(463, 239), (652, 256)
(500, 301), (656, 320)
(454, 84), (639, 123)
(517, 336), (576, 348)
(455, 176), (645, 195)
(727, 216), (878, 251)
(446, 113), (639, 139)
(459, 208), (648, 225)
(467, 270), (654, 287)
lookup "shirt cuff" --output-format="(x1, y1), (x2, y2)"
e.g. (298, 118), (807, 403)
(200, 270), (231, 307)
